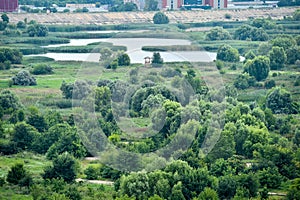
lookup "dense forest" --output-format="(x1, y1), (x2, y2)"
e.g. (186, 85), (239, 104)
(0, 7), (300, 200)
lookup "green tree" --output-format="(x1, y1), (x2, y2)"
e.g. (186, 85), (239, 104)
(31, 64), (53, 75)
(217, 175), (237, 199)
(234, 25), (268, 41)
(1, 14), (9, 23)
(271, 35), (297, 50)
(216, 44), (240, 62)
(243, 126), (269, 158)
(6, 163), (27, 185)
(0, 90), (21, 113)
(245, 56), (270, 81)
(237, 173), (259, 198)
(207, 123), (236, 161)
(198, 187), (219, 200)
(171, 181), (185, 200)
(206, 27), (232, 41)
(118, 52), (130, 66)
(84, 166), (100, 180)
(257, 167), (283, 189)
(286, 46), (300, 64)
(269, 46), (287, 70)
(27, 112), (48, 132)
(119, 172), (150, 200)
(124, 2), (138, 11)
(32, 123), (70, 154)
(153, 12), (169, 24)
(12, 122), (39, 150)
(251, 18), (275, 29)
(266, 87), (298, 114)
(100, 47), (113, 61)
(12, 70), (37, 86)
(152, 52), (163, 66)
(27, 24), (48, 37)
(46, 127), (86, 159)
(287, 178), (300, 200)
(42, 152), (79, 183)
(245, 50), (256, 60)
(60, 81), (73, 99)
(234, 73), (256, 89)
(293, 9), (300, 20)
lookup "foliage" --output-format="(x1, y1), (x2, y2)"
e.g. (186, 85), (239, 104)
(244, 50), (255, 60)
(118, 53), (131, 66)
(152, 52), (164, 66)
(217, 44), (240, 62)
(251, 18), (275, 29)
(244, 56), (270, 81)
(153, 12), (169, 24)
(264, 79), (276, 89)
(42, 152), (79, 183)
(1, 14), (9, 23)
(46, 126), (86, 159)
(197, 187), (219, 200)
(27, 24), (49, 37)
(60, 81), (73, 99)
(286, 46), (300, 64)
(234, 25), (269, 41)
(206, 27), (232, 41)
(234, 73), (256, 89)
(119, 172), (150, 200)
(12, 122), (39, 150)
(271, 35), (297, 50)
(12, 70), (37, 86)
(0, 90), (22, 113)
(31, 64), (53, 75)
(0, 48), (22, 64)
(84, 166), (100, 180)
(269, 46), (287, 70)
(266, 87), (298, 114)
(6, 163), (32, 187)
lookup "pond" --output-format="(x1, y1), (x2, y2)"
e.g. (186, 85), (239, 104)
(29, 38), (217, 63)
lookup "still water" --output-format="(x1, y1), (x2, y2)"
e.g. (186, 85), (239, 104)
(29, 37), (217, 63)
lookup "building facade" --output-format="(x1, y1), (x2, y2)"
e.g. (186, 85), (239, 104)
(0, 0), (18, 12)
(162, 0), (183, 10)
(183, 0), (228, 9)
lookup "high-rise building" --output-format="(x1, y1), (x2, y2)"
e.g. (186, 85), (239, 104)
(0, 0), (18, 12)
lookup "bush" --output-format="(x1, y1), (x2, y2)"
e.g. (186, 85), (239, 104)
(225, 13), (232, 19)
(217, 44), (240, 62)
(206, 27), (232, 41)
(153, 12), (169, 24)
(31, 64), (53, 75)
(12, 70), (37, 86)
(0, 48), (23, 64)
(264, 80), (276, 89)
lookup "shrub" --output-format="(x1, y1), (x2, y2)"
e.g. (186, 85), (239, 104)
(31, 64), (53, 75)
(264, 80), (276, 89)
(12, 70), (37, 86)
(153, 12), (169, 24)
(225, 13), (232, 19)
(217, 44), (240, 62)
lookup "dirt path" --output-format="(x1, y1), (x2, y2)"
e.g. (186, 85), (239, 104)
(8, 7), (299, 25)
(76, 178), (114, 185)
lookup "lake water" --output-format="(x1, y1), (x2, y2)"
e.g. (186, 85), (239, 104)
(30, 37), (217, 63)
